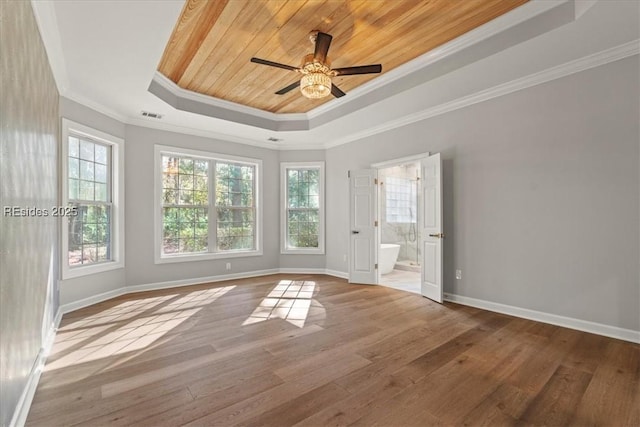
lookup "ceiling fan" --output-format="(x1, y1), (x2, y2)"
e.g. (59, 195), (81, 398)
(250, 31), (382, 100)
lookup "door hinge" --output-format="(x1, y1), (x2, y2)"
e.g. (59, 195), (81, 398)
(375, 263), (378, 270)
(374, 178), (378, 185)
(374, 220), (378, 227)
(348, 171), (351, 178)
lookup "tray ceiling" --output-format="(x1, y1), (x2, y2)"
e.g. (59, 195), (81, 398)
(157, 0), (528, 114)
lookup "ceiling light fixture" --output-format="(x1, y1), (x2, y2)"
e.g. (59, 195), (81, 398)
(299, 54), (334, 99)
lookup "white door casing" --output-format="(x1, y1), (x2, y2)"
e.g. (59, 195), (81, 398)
(349, 169), (378, 284)
(420, 153), (443, 302)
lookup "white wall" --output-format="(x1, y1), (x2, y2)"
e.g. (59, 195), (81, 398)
(0, 1), (59, 424)
(326, 56), (640, 331)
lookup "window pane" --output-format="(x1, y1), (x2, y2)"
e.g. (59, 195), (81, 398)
(194, 160), (208, 176)
(69, 137), (79, 158)
(68, 203), (111, 266)
(163, 172), (178, 189)
(68, 179), (79, 199)
(162, 205), (208, 255)
(162, 156), (179, 174)
(178, 189), (193, 205)
(95, 164), (107, 183)
(216, 208), (254, 251)
(95, 183), (107, 202)
(385, 176), (416, 223)
(95, 145), (107, 164)
(179, 174), (193, 190)
(80, 140), (94, 161)
(179, 158), (193, 174)
(69, 158), (79, 179)
(80, 160), (94, 181)
(194, 175), (207, 192)
(79, 180), (94, 200)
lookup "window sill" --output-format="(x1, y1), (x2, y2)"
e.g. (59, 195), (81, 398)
(155, 250), (263, 264)
(62, 260), (124, 280)
(281, 248), (325, 255)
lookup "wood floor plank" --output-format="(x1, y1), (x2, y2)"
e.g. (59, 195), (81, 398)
(458, 383), (533, 426)
(517, 364), (593, 426)
(571, 340), (640, 426)
(135, 372), (284, 427)
(238, 382), (351, 427)
(26, 274), (640, 426)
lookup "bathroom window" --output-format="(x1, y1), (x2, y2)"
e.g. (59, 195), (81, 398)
(61, 118), (125, 279)
(281, 162), (325, 254)
(155, 145), (262, 263)
(385, 177), (416, 223)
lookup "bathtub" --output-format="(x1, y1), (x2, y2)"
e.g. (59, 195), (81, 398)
(379, 243), (401, 275)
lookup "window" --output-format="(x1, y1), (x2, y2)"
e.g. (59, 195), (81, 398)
(155, 145), (262, 263)
(281, 162), (324, 254)
(61, 119), (124, 279)
(385, 176), (416, 223)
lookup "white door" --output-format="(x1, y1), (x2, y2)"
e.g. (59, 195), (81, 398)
(420, 153), (443, 302)
(349, 169), (378, 284)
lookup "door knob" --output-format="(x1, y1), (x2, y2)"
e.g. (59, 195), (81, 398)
(352, 230), (360, 234)
(429, 233), (444, 238)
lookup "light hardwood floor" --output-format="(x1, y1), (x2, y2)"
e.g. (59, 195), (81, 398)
(27, 274), (639, 426)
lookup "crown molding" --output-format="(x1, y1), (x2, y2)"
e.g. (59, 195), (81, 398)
(324, 39), (640, 149)
(30, 0), (70, 95)
(63, 91), (130, 123)
(306, 0), (570, 119)
(127, 116), (283, 150)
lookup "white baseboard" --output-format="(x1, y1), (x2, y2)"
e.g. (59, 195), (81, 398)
(278, 268), (327, 275)
(59, 270), (638, 344)
(126, 269), (280, 294)
(60, 287), (126, 314)
(10, 308), (62, 427)
(444, 293), (640, 344)
(61, 268), (350, 314)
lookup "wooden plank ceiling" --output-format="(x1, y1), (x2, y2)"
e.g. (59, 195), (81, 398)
(158, 0), (528, 114)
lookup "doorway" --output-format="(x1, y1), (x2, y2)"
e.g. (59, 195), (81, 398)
(348, 152), (443, 303)
(377, 162), (421, 294)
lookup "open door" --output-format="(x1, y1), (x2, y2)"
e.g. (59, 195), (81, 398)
(349, 169), (378, 284)
(420, 153), (443, 302)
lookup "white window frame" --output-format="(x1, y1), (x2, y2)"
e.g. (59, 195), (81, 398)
(280, 162), (325, 255)
(61, 118), (125, 279)
(154, 145), (263, 264)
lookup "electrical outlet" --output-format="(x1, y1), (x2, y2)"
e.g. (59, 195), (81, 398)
(226, 262), (231, 271)
(455, 269), (462, 280)
(343, 254), (347, 262)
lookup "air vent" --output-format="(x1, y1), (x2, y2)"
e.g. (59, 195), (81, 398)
(141, 111), (163, 119)
(267, 137), (282, 142)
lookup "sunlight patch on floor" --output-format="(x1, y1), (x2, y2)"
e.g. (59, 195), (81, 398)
(243, 280), (316, 328)
(46, 286), (235, 372)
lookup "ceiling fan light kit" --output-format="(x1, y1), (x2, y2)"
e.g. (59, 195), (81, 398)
(299, 54), (335, 99)
(251, 31), (382, 100)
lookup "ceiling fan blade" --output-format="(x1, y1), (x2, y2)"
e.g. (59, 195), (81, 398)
(250, 57), (297, 71)
(275, 80), (300, 95)
(334, 64), (382, 76)
(331, 83), (346, 98)
(314, 32), (332, 63)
